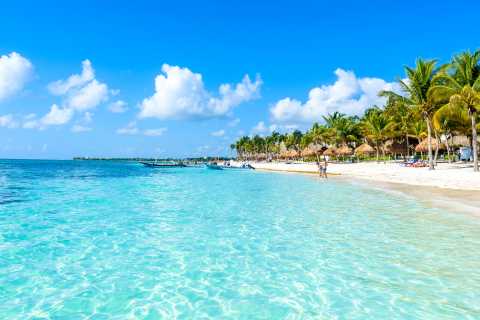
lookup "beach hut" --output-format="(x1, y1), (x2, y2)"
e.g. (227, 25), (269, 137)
(354, 143), (375, 156)
(415, 139), (445, 153)
(384, 141), (409, 159)
(323, 147), (337, 157)
(301, 146), (315, 157)
(336, 145), (353, 156)
(301, 144), (323, 158)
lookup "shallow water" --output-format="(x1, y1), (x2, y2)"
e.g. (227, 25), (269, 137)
(0, 160), (479, 319)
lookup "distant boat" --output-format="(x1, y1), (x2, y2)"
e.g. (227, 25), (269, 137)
(140, 161), (186, 168)
(205, 163), (223, 170)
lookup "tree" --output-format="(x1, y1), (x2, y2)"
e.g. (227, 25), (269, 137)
(381, 59), (440, 170)
(430, 50), (480, 171)
(323, 112), (360, 146)
(384, 98), (414, 157)
(361, 108), (395, 162)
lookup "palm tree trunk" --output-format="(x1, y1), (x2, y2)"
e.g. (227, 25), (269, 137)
(426, 117), (435, 170)
(470, 108), (479, 172)
(376, 141), (380, 163)
(434, 130), (440, 165)
(406, 133), (410, 158)
(445, 135), (451, 164)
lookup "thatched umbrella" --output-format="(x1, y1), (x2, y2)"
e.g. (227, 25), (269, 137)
(337, 145), (353, 156)
(256, 153), (267, 160)
(301, 146), (315, 157)
(415, 139), (445, 153)
(384, 141), (408, 155)
(279, 150), (289, 159)
(354, 143), (375, 155)
(323, 147), (337, 156)
(301, 144), (323, 157)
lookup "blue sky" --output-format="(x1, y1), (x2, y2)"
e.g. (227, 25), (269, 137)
(1, 0), (479, 159)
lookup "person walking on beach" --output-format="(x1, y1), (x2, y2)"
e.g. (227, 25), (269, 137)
(322, 157), (328, 179)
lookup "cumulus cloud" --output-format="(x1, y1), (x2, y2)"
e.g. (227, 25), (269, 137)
(23, 104), (75, 129)
(270, 68), (399, 123)
(139, 64), (262, 120)
(30, 60), (112, 129)
(0, 114), (18, 128)
(108, 100), (128, 113)
(211, 129), (225, 137)
(0, 52), (33, 101)
(67, 79), (108, 111)
(40, 104), (74, 126)
(48, 60), (94, 95)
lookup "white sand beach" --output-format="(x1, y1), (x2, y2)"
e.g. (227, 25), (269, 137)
(240, 161), (480, 191)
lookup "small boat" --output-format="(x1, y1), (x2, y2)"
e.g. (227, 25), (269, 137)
(222, 163), (255, 170)
(140, 161), (186, 168)
(205, 162), (223, 170)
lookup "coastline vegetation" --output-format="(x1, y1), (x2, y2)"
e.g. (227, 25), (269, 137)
(232, 50), (480, 172)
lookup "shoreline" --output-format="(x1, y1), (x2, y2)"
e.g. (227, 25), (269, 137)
(239, 161), (480, 216)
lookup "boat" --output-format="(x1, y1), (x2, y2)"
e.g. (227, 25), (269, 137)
(205, 162), (223, 170)
(140, 161), (186, 168)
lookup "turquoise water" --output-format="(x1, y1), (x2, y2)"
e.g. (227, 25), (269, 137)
(1, 160), (480, 319)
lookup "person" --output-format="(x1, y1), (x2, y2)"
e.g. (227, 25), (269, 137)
(316, 160), (323, 178)
(323, 157), (328, 179)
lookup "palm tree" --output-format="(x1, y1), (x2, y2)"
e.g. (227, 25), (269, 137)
(433, 105), (470, 162)
(430, 50), (480, 171)
(381, 59), (440, 170)
(361, 108), (395, 162)
(323, 112), (360, 146)
(384, 98), (414, 157)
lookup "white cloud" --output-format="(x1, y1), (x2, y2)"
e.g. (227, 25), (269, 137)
(251, 121), (268, 135)
(269, 123), (298, 133)
(143, 128), (167, 136)
(48, 60), (94, 95)
(40, 104), (74, 126)
(33, 60), (112, 129)
(67, 79), (108, 111)
(23, 104), (74, 129)
(211, 129), (225, 137)
(0, 114), (18, 128)
(116, 121), (139, 135)
(139, 64), (262, 120)
(71, 124), (92, 133)
(108, 100), (128, 113)
(270, 68), (399, 123)
(0, 52), (33, 101)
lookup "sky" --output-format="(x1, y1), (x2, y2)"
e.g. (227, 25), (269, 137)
(1, 0), (479, 159)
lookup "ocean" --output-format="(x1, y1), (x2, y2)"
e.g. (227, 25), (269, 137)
(1, 160), (479, 319)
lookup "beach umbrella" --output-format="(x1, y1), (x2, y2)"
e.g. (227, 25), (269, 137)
(323, 146), (337, 156)
(415, 139), (445, 152)
(336, 145), (353, 156)
(354, 143), (375, 155)
(279, 150), (289, 159)
(287, 149), (299, 158)
(301, 147), (314, 157)
(383, 141), (408, 155)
